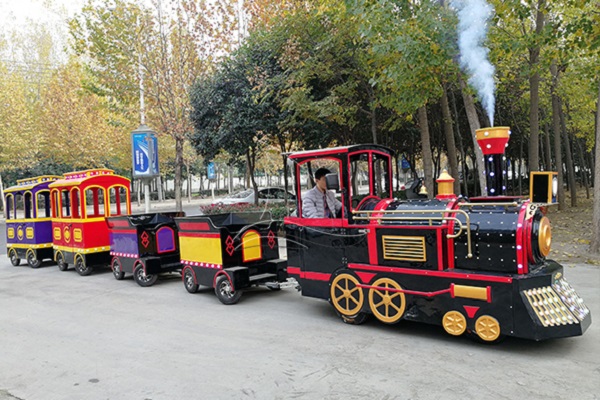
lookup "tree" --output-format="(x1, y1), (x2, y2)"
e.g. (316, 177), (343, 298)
(70, 0), (238, 211)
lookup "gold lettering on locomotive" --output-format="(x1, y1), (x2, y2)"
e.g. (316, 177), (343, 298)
(26, 227), (34, 239)
(7, 227), (15, 239)
(53, 227), (61, 240)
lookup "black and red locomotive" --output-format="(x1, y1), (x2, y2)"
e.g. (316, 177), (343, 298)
(279, 126), (590, 342)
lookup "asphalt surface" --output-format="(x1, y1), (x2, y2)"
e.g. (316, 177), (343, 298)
(1, 200), (599, 399)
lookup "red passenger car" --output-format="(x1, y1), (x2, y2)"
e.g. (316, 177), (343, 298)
(49, 169), (131, 276)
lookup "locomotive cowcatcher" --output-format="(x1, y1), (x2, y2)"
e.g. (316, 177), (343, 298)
(4, 175), (61, 268)
(283, 127), (591, 342)
(174, 212), (288, 304)
(49, 169), (131, 276)
(107, 212), (183, 287)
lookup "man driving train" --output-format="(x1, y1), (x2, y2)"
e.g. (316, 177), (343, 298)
(302, 168), (342, 218)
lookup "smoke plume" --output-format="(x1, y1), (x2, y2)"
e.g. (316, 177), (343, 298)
(451, 0), (496, 126)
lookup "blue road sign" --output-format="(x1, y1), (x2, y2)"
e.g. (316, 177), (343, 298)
(401, 156), (411, 170)
(131, 125), (159, 179)
(207, 162), (216, 180)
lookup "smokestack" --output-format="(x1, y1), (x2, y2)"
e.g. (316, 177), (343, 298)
(476, 126), (510, 196)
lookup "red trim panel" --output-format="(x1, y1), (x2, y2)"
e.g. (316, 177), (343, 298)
(358, 284), (451, 298)
(356, 271), (377, 283)
(107, 220), (129, 228)
(178, 222), (211, 231)
(285, 266), (330, 281)
(112, 229), (137, 235)
(283, 217), (344, 228)
(463, 305), (480, 318)
(516, 204), (528, 274)
(348, 263), (513, 284)
(179, 232), (220, 239)
(288, 148), (349, 159)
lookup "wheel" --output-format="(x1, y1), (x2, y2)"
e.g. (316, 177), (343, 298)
(9, 249), (20, 267)
(330, 273), (364, 318)
(74, 256), (93, 276)
(134, 264), (158, 287)
(367, 277), (406, 324)
(111, 258), (125, 280)
(475, 315), (502, 342)
(339, 312), (369, 325)
(56, 253), (68, 271)
(442, 311), (467, 336)
(26, 249), (42, 269)
(215, 275), (242, 305)
(183, 269), (199, 293)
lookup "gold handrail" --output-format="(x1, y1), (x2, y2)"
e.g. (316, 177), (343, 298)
(458, 202), (519, 208)
(351, 209), (473, 258)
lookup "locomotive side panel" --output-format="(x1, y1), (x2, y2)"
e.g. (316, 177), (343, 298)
(284, 220), (346, 299)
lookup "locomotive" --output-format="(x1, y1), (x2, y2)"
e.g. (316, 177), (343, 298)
(281, 126), (590, 341)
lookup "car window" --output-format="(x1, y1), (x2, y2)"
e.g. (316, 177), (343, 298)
(257, 189), (269, 199)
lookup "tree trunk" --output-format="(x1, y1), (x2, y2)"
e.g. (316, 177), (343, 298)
(528, 0), (545, 173)
(576, 139), (590, 199)
(519, 136), (524, 195)
(417, 105), (434, 198)
(460, 78), (486, 196)
(450, 88), (469, 197)
(0, 174), (5, 214)
(551, 62), (566, 209)
(186, 164), (192, 203)
(441, 84), (460, 194)
(246, 148), (259, 205)
(544, 123), (552, 171)
(560, 99), (577, 207)
(174, 135), (184, 211)
(591, 83), (600, 253)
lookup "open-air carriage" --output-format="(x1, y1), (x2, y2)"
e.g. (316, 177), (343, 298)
(107, 212), (183, 287)
(175, 212), (288, 304)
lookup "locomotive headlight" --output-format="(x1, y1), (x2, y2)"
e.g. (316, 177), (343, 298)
(552, 177), (558, 197)
(538, 216), (552, 257)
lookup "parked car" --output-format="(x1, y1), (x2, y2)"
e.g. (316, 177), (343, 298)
(212, 187), (296, 205)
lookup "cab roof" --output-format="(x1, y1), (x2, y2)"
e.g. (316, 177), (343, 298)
(49, 169), (130, 188)
(285, 144), (394, 160)
(4, 175), (62, 193)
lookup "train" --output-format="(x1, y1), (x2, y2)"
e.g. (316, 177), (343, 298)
(3, 126), (591, 342)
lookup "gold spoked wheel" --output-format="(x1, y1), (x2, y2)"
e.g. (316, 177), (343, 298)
(368, 278), (406, 324)
(442, 311), (467, 336)
(475, 315), (501, 342)
(330, 273), (364, 316)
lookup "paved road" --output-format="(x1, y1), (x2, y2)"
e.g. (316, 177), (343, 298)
(0, 259), (598, 400)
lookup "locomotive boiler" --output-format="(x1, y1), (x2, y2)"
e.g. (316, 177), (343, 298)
(283, 127), (590, 341)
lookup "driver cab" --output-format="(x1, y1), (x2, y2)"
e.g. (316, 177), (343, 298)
(285, 144), (394, 224)
(283, 144), (394, 297)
